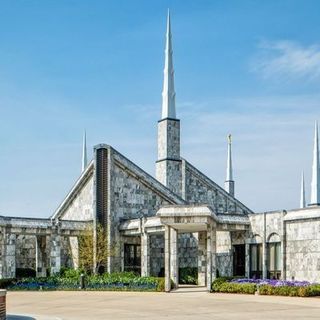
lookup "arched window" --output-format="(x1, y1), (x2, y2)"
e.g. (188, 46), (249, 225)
(267, 233), (281, 280)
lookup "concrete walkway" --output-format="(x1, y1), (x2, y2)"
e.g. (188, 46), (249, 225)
(7, 290), (320, 320)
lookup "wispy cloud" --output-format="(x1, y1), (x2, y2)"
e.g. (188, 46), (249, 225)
(251, 40), (320, 80)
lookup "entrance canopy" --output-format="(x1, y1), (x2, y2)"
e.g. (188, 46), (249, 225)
(157, 205), (215, 233)
(157, 205), (249, 233)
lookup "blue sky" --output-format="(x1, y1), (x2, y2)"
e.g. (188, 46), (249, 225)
(1, 0), (320, 217)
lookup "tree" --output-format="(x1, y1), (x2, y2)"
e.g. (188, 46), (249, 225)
(78, 224), (112, 274)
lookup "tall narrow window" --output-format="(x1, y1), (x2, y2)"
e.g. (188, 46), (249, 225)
(250, 243), (262, 279)
(267, 241), (281, 279)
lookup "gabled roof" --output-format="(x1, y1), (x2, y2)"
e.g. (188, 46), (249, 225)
(50, 160), (94, 220)
(183, 159), (253, 214)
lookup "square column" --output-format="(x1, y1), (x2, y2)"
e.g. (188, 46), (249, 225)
(198, 231), (207, 286)
(50, 232), (61, 275)
(262, 241), (267, 279)
(69, 237), (79, 270)
(206, 224), (216, 292)
(0, 229), (5, 279)
(36, 236), (47, 277)
(245, 231), (250, 278)
(170, 228), (178, 288)
(2, 233), (16, 279)
(141, 232), (150, 277)
(164, 225), (171, 292)
(245, 242), (250, 278)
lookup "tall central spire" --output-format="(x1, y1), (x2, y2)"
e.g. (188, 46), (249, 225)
(156, 11), (182, 196)
(161, 9), (176, 119)
(310, 121), (320, 205)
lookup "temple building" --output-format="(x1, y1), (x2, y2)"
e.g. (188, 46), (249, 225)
(0, 12), (319, 292)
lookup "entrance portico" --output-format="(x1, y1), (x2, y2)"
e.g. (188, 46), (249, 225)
(119, 205), (250, 292)
(158, 205), (218, 292)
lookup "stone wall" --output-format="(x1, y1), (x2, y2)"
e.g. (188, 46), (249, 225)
(156, 118), (182, 196)
(286, 219), (320, 282)
(106, 147), (185, 272)
(156, 160), (182, 197)
(60, 175), (94, 221)
(178, 233), (197, 268)
(248, 209), (320, 282)
(216, 231), (233, 277)
(16, 235), (36, 270)
(183, 161), (251, 215)
(150, 234), (164, 276)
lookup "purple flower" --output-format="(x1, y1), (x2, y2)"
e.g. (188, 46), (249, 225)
(230, 278), (313, 287)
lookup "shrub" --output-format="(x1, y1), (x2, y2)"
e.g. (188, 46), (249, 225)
(0, 278), (16, 289)
(211, 277), (235, 291)
(214, 282), (256, 294)
(258, 284), (320, 297)
(212, 277), (256, 294)
(306, 284), (320, 297)
(8, 270), (168, 292)
(179, 268), (198, 285)
(156, 278), (165, 292)
(211, 277), (320, 297)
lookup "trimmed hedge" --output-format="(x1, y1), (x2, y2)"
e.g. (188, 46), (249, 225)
(259, 284), (320, 297)
(212, 278), (256, 294)
(212, 277), (320, 297)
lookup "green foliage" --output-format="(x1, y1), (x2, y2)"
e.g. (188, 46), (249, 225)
(307, 284), (320, 296)
(0, 278), (16, 289)
(258, 284), (320, 297)
(179, 268), (198, 285)
(218, 282), (257, 294)
(211, 277), (235, 291)
(8, 269), (167, 292)
(59, 268), (85, 279)
(211, 278), (320, 297)
(211, 277), (256, 294)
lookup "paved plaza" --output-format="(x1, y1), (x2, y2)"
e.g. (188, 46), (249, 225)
(6, 289), (320, 320)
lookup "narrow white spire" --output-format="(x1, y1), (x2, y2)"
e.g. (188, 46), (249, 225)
(300, 171), (306, 208)
(224, 134), (235, 197)
(226, 134), (233, 181)
(310, 121), (320, 205)
(161, 9), (176, 119)
(82, 130), (88, 172)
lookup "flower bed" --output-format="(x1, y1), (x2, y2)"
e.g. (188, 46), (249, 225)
(212, 278), (320, 297)
(7, 270), (166, 292)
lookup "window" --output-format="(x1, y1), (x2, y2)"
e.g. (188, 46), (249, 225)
(124, 244), (141, 275)
(250, 244), (262, 279)
(267, 242), (281, 279)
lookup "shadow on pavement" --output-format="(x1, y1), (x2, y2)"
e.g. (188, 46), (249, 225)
(7, 315), (36, 320)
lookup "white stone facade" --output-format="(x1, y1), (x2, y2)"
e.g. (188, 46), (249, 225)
(1, 12), (320, 289)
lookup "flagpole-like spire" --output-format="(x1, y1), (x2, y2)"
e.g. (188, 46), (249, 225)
(82, 130), (88, 172)
(300, 171), (306, 208)
(224, 134), (235, 197)
(161, 9), (176, 119)
(310, 121), (320, 205)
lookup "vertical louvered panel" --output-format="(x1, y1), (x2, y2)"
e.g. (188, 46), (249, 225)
(96, 148), (108, 228)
